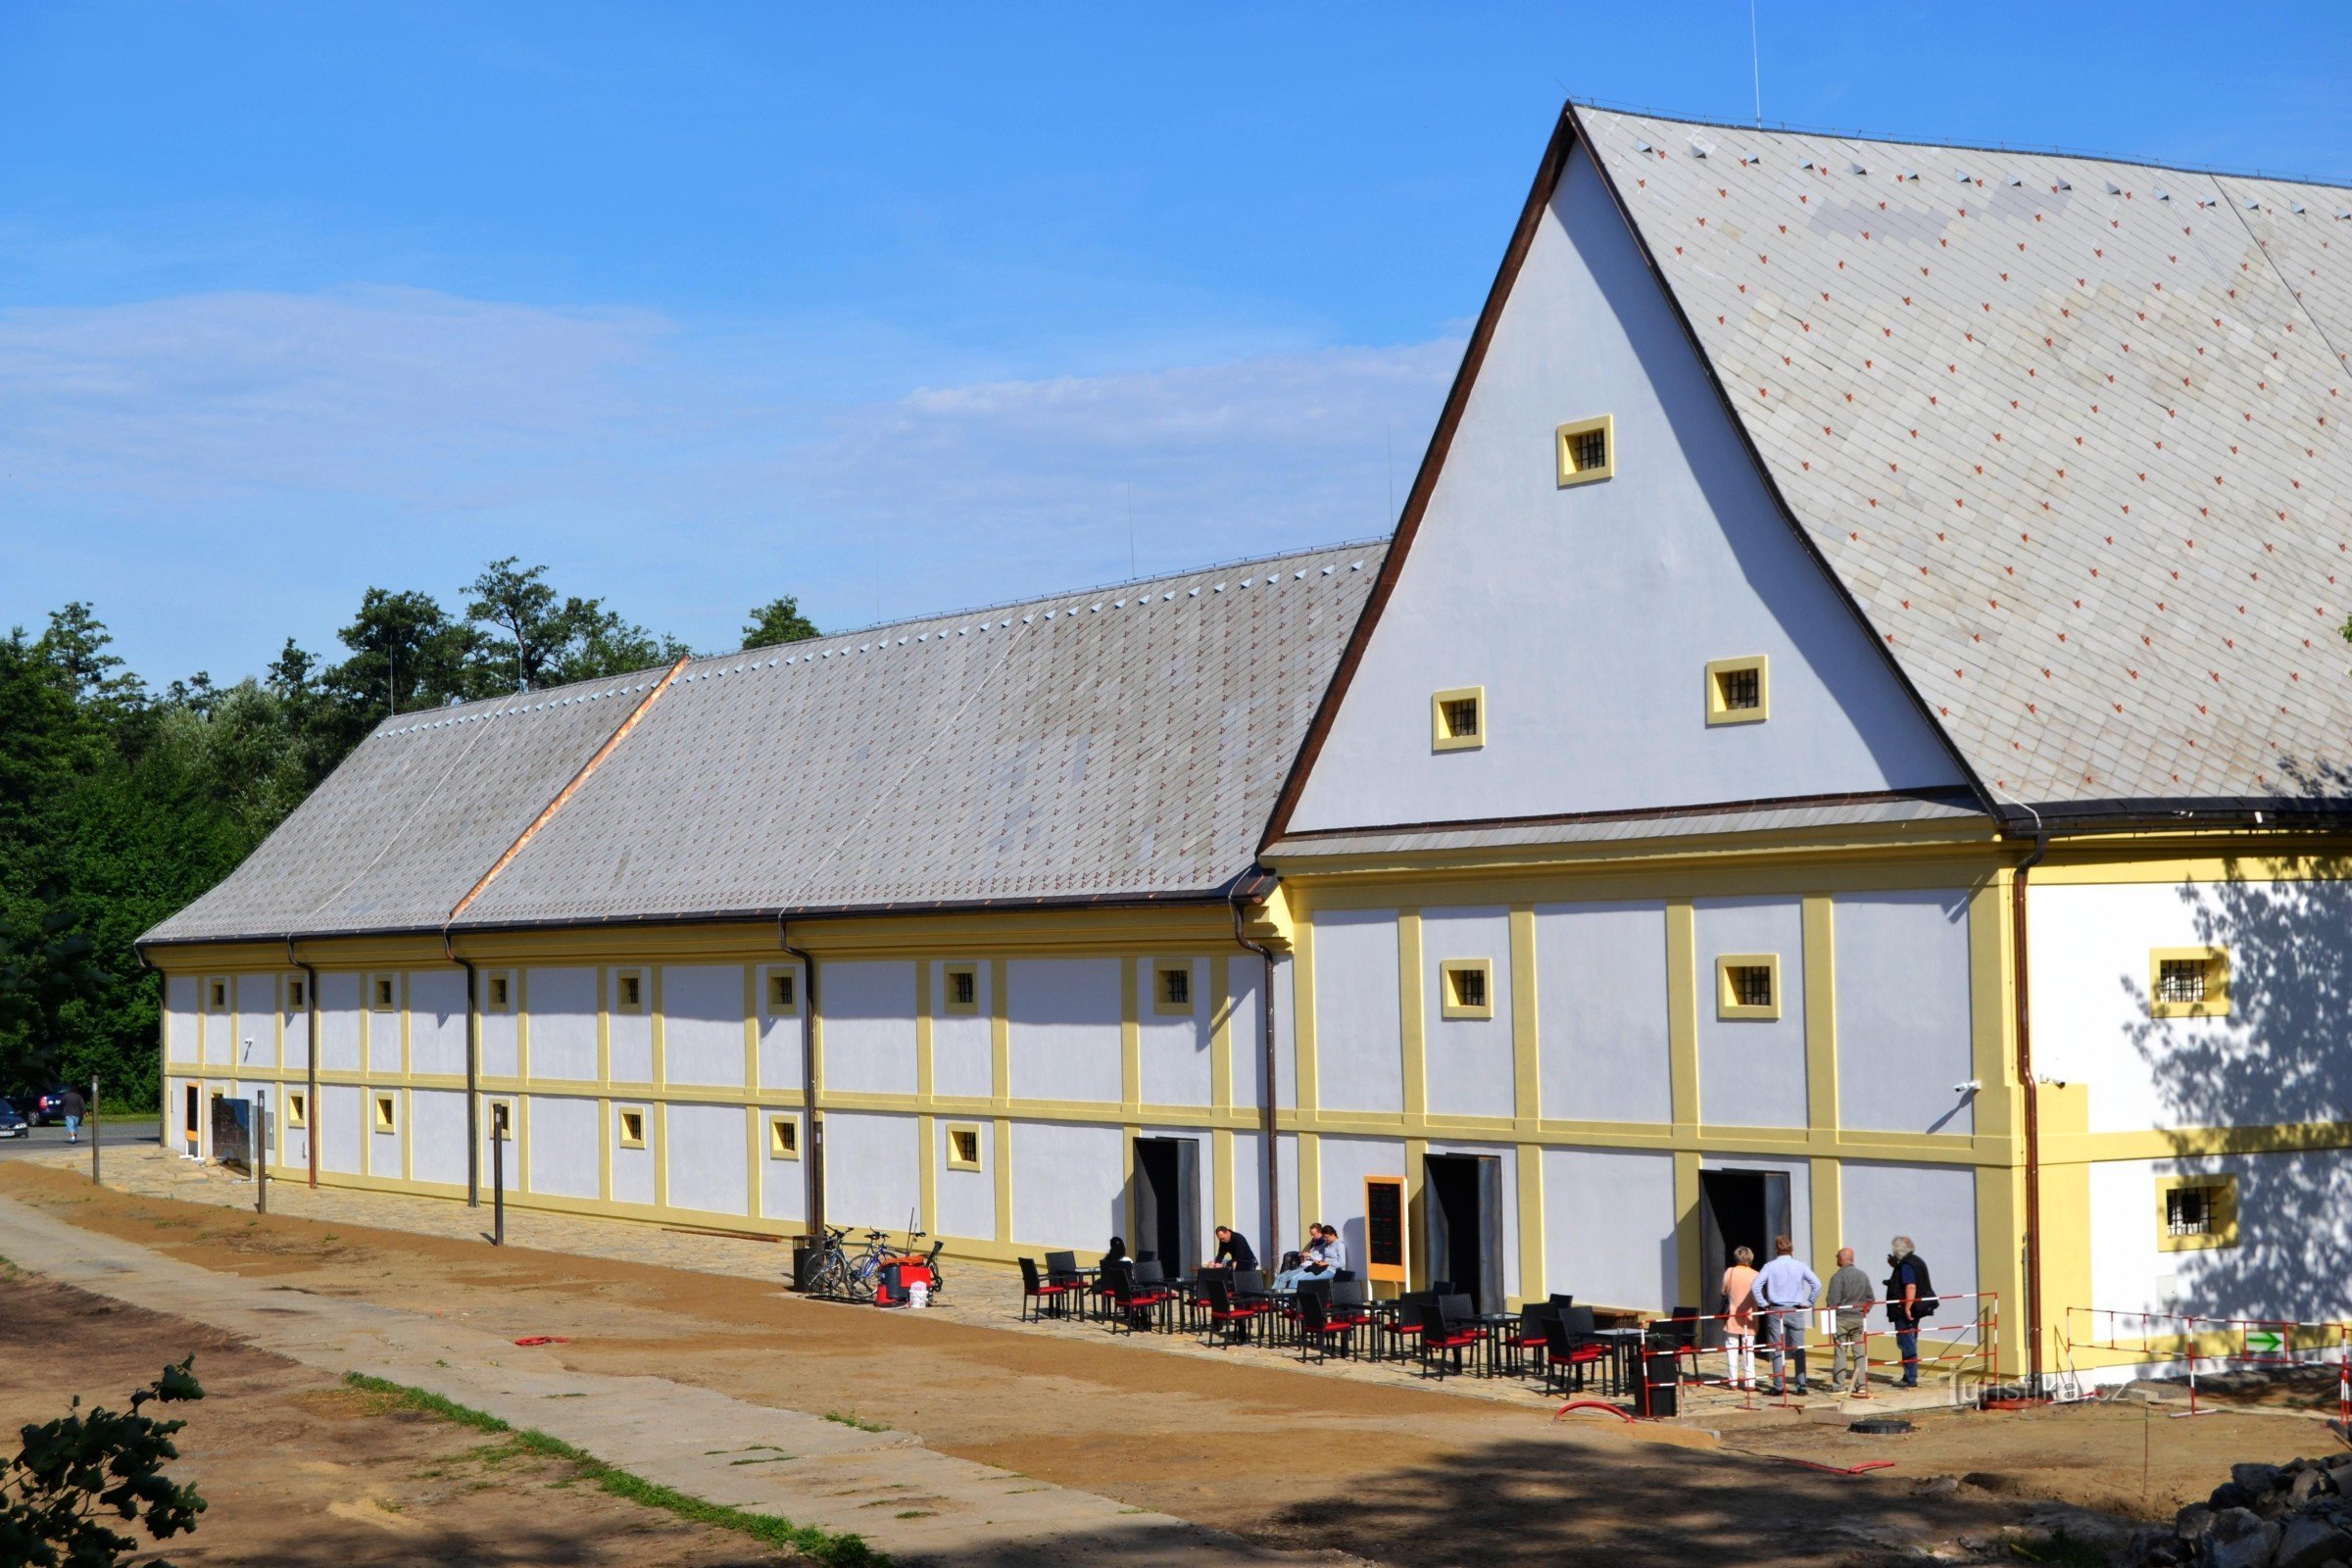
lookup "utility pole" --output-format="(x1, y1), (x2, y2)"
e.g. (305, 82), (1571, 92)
(253, 1090), (268, 1214)
(89, 1077), (100, 1187)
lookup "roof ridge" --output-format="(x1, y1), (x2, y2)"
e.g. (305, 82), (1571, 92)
(365, 535), (1393, 740)
(1572, 97), (2352, 193)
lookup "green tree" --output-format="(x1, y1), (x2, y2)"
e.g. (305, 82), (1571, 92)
(742, 595), (820, 650)
(464, 557), (685, 689)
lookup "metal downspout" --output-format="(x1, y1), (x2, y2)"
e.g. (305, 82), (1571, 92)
(444, 931), (480, 1208)
(2009, 819), (2051, 1392)
(286, 937), (321, 1190)
(779, 916), (823, 1245)
(1230, 888), (1282, 1262)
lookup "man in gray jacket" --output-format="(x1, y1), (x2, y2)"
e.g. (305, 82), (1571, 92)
(1824, 1248), (1875, 1396)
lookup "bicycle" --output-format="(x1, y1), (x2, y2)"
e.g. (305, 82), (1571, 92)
(798, 1226), (949, 1303)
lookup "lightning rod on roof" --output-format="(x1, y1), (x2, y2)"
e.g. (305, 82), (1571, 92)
(1749, 0), (1762, 127)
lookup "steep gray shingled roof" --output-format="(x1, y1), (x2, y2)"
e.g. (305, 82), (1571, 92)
(142, 541), (1384, 945)
(1576, 106), (2352, 815)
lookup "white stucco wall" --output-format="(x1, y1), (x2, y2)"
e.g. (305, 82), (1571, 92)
(1834, 890), (1976, 1136)
(1838, 1159), (1979, 1333)
(281, 977), (311, 1071)
(318, 1084), (364, 1175)
(2087, 1151), (2352, 1330)
(528, 967), (599, 1083)
(1137, 958), (1211, 1108)
(936, 1120), (995, 1241)
(612, 1104), (656, 1205)
(368, 1090), (402, 1179)
(825, 1110), (920, 1233)
(1314, 1133), (1407, 1279)
(411, 1088), (467, 1187)
(482, 972), (519, 1077)
(1535, 900), (1671, 1124)
(1006, 959), (1121, 1104)
(757, 963), (803, 1092)
(526, 1094), (601, 1199)
(662, 965), (746, 1088)
(824, 961), (918, 1097)
(1230, 959), (1268, 1112)
(1422, 907), (1515, 1120)
(318, 972), (362, 1072)
(2031, 879), (2352, 1135)
(931, 960), (995, 1100)
(1008, 1119), (1123, 1250)
(410, 969), (467, 1078)
(165, 977), (199, 1064)
(610, 972), (653, 1085)
(1693, 897), (1808, 1128)
(202, 986), (230, 1064)
(366, 976), (402, 1073)
(1285, 140), (1961, 835)
(1312, 909), (1403, 1114)
(234, 974), (274, 1070)
(760, 1112), (806, 1225)
(665, 1102), (747, 1215)
(1543, 1146), (1678, 1313)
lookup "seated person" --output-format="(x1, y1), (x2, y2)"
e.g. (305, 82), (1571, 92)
(1204, 1225), (1256, 1273)
(1098, 1235), (1131, 1280)
(1272, 1223), (1346, 1291)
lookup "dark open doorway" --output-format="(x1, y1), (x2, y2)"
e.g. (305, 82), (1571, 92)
(1696, 1167), (1792, 1347)
(1131, 1136), (1199, 1269)
(1423, 1152), (1504, 1313)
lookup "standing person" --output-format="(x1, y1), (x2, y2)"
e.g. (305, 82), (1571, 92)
(1752, 1235), (1822, 1396)
(59, 1086), (86, 1146)
(1885, 1236), (1936, 1389)
(1205, 1225), (1256, 1273)
(1720, 1245), (1760, 1392)
(1824, 1248), (1876, 1396)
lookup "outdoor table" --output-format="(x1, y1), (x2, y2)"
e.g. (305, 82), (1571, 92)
(1590, 1326), (1647, 1397)
(1469, 1311), (1519, 1377)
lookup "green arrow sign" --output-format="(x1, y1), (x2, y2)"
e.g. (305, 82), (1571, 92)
(2246, 1330), (2284, 1354)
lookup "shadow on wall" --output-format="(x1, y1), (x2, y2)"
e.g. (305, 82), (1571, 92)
(2121, 781), (2352, 1323)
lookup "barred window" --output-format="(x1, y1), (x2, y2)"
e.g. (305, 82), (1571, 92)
(1727, 964), (1774, 1009)
(2156, 958), (2207, 1006)
(2165, 1186), (2215, 1238)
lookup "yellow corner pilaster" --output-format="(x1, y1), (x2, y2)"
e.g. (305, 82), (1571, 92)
(650, 965), (667, 1089)
(918, 1112), (937, 1236)
(1802, 894), (1838, 1134)
(992, 1115), (1013, 1244)
(1515, 1141), (1544, 1307)
(1209, 955), (1233, 1113)
(1674, 1149), (1702, 1307)
(1397, 909), (1426, 1123)
(1666, 901), (1698, 1137)
(1808, 1154), (1841, 1280)
(1120, 956), (1142, 1116)
(1212, 1124), (1235, 1241)
(989, 958), (1010, 1111)
(1292, 916), (1318, 1115)
(1509, 905), (1539, 1132)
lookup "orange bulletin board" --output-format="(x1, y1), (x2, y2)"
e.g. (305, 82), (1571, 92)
(1364, 1175), (1407, 1284)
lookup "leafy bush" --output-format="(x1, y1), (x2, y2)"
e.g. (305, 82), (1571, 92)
(0, 1358), (207, 1567)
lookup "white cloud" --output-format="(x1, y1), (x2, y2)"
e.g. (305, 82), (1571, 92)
(0, 285), (1456, 672)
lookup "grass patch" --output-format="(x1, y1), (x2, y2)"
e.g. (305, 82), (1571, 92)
(822, 1411), (890, 1433)
(343, 1374), (883, 1565)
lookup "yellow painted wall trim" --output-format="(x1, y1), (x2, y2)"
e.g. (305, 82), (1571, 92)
(1397, 912), (1426, 1115)
(1508, 906), (1539, 1133)
(1665, 901), (1698, 1140)
(1802, 896), (1837, 1133)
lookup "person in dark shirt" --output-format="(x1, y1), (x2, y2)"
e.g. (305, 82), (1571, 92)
(1098, 1235), (1130, 1279)
(1885, 1236), (1936, 1388)
(1206, 1225), (1256, 1272)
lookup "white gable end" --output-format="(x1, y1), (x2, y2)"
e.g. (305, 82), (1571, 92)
(1286, 141), (1964, 835)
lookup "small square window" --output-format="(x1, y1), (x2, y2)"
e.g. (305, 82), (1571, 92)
(488, 1100), (514, 1141)
(767, 1116), (800, 1160)
(1716, 955), (1782, 1020)
(1440, 959), (1494, 1020)
(1154, 963), (1194, 1014)
(371, 977), (396, 1010)
(2156, 1174), (2237, 1250)
(616, 973), (644, 1011)
(287, 977), (307, 1008)
(286, 1092), (308, 1129)
(1706, 657), (1770, 726)
(209, 980), (227, 1009)
(617, 1107), (647, 1149)
(946, 1123), (984, 1170)
(372, 1094), (398, 1133)
(2148, 948), (2230, 1018)
(488, 974), (511, 1008)
(1556, 414), (1615, 486)
(943, 964), (979, 1015)
(1431, 686), (1486, 753)
(766, 970), (798, 1013)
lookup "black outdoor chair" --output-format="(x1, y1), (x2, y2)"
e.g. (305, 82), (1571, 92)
(1199, 1270), (1267, 1347)
(1420, 1293), (1484, 1379)
(1543, 1305), (1608, 1395)
(1664, 1304), (1705, 1378)
(1018, 1255), (1078, 1321)
(1298, 1290), (1360, 1364)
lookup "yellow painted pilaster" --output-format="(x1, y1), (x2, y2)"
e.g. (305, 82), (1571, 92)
(992, 1116), (1013, 1244)
(989, 957), (1010, 1111)
(597, 966), (612, 1091)
(1509, 906), (1540, 1134)
(1403, 1134), (1429, 1288)
(653, 1100), (669, 1209)
(1666, 900), (1699, 1138)
(916, 958), (937, 1236)
(598, 1097), (612, 1203)
(651, 965), (667, 1089)
(740, 965), (760, 1108)
(1802, 895), (1838, 1133)
(515, 966), (532, 1084)
(1298, 1131), (1323, 1251)
(1212, 1125), (1235, 1240)
(1120, 956), (1141, 1116)
(1674, 1149), (1702, 1308)
(1397, 910), (1426, 1125)
(1515, 1142), (1544, 1307)
(1209, 955), (1233, 1113)
(744, 1103), (761, 1220)
(1968, 874), (2028, 1376)
(1808, 1155), (1841, 1279)
(1293, 917), (1318, 1116)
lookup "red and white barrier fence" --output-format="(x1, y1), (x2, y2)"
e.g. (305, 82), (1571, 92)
(2060, 1306), (2352, 1419)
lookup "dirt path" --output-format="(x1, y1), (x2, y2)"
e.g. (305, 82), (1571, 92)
(3, 1160), (2324, 1565)
(0, 1268), (795, 1567)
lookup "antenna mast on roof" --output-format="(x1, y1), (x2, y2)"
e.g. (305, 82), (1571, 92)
(1749, 0), (1763, 127)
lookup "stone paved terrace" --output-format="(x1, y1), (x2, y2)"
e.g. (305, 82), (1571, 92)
(37, 1142), (1972, 1422)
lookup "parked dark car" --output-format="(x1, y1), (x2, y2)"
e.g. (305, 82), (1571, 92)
(22, 1089), (76, 1126)
(0, 1102), (25, 1139)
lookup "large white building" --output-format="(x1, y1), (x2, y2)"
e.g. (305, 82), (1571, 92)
(145, 104), (2352, 1384)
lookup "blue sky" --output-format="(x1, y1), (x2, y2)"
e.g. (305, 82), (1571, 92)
(5, 2), (2348, 682)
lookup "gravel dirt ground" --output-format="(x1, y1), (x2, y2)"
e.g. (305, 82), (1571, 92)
(0, 1265), (796, 1566)
(6, 1156), (2340, 1565)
